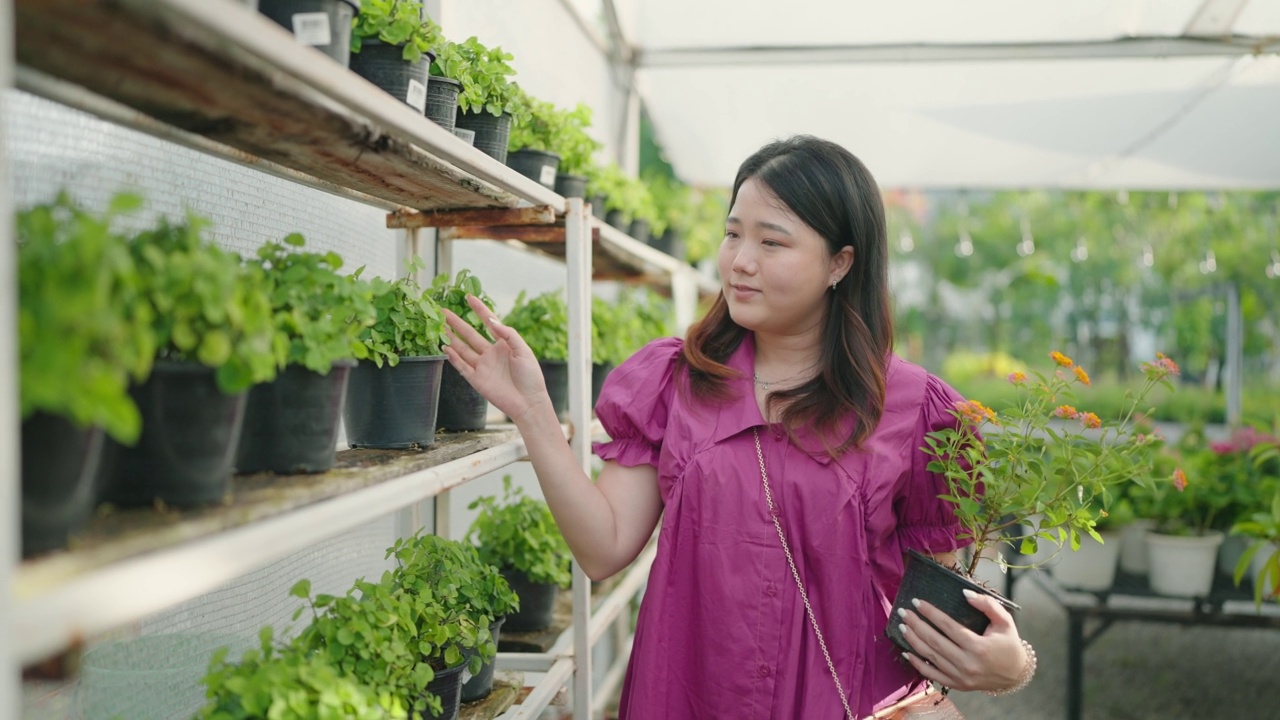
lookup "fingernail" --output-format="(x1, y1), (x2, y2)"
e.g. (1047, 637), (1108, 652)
(963, 589), (978, 599)
(901, 652), (912, 661)
(898, 623), (908, 635)
(896, 607), (907, 618)
(910, 598), (921, 608)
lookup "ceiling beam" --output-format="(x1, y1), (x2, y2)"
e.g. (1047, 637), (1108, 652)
(637, 35), (1280, 68)
(1184, 0), (1253, 37)
(551, 0), (611, 60)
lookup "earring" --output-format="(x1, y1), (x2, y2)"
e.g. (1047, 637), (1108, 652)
(831, 278), (839, 291)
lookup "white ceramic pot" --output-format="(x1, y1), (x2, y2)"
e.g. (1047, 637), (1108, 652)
(1145, 530), (1224, 598)
(1118, 518), (1156, 575)
(1218, 533), (1249, 579)
(1051, 530), (1121, 591)
(1250, 541), (1280, 601)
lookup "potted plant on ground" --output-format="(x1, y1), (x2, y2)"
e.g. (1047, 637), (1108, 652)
(259, 0), (360, 69)
(198, 627), (408, 719)
(467, 476), (572, 632)
(349, 0), (442, 115)
(17, 192), (155, 555)
(344, 260), (449, 449)
(448, 36), (529, 162)
(103, 213), (281, 508)
(236, 234), (376, 474)
(430, 269), (495, 432)
(886, 350), (1179, 654)
(501, 290), (570, 420)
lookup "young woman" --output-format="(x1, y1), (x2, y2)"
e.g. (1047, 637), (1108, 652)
(442, 136), (1032, 719)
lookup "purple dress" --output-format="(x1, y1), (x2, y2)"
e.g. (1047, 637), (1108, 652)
(592, 336), (968, 719)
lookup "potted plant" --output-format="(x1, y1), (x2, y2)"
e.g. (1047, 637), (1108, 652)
(198, 627), (408, 719)
(467, 476), (572, 632)
(628, 179), (663, 246)
(590, 297), (627, 408)
(1232, 461), (1280, 605)
(259, 0), (360, 69)
(645, 173), (692, 257)
(235, 234), (376, 474)
(17, 192), (155, 555)
(103, 213), (281, 508)
(505, 91), (561, 189)
(344, 260), (449, 449)
(502, 290), (570, 420)
(426, 39), (464, 133)
(448, 36), (530, 162)
(430, 269), (495, 432)
(551, 104), (601, 199)
(349, 0), (442, 115)
(886, 350), (1179, 654)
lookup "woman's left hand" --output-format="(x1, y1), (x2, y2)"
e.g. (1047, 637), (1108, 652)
(896, 589), (1028, 693)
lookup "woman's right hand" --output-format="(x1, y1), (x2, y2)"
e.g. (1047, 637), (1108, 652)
(442, 294), (552, 424)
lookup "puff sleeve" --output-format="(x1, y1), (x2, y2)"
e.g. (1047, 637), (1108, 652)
(894, 373), (969, 555)
(592, 337), (682, 468)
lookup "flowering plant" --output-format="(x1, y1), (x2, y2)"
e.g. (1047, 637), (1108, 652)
(924, 351), (1180, 578)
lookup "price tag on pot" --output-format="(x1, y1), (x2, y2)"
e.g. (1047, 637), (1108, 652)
(540, 165), (556, 186)
(291, 12), (332, 47)
(406, 79), (428, 113)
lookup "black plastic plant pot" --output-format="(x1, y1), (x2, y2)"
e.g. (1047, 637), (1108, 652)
(885, 549), (1020, 655)
(507, 149), (561, 190)
(258, 0), (359, 68)
(651, 228), (685, 260)
(235, 361), (353, 474)
(538, 360), (569, 421)
(500, 568), (559, 632)
(343, 356), (445, 449)
(349, 38), (432, 114)
(555, 173), (588, 199)
(435, 362), (488, 433)
(628, 219), (651, 245)
(605, 209), (629, 232)
(20, 413), (105, 557)
(588, 194), (607, 220)
(460, 616), (507, 703)
(454, 110), (512, 163)
(101, 361), (248, 508)
(426, 76), (462, 132)
(591, 362), (613, 410)
(422, 659), (467, 720)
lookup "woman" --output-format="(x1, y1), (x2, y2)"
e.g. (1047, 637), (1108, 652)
(442, 136), (1032, 719)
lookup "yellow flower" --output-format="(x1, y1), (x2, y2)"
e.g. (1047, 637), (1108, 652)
(1007, 372), (1027, 386)
(1080, 412), (1101, 429)
(1073, 366), (1091, 386)
(954, 399), (999, 426)
(1053, 405), (1079, 419)
(1050, 351), (1074, 367)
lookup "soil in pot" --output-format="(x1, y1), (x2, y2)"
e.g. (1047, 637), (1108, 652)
(258, 0), (358, 68)
(435, 362), (487, 433)
(343, 356), (445, 449)
(460, 616), (506, 703)
(235, 361), (353, 474)
(422, 659), (467, 720)
(101, 361), (247, 508)
(426, 76), (462, 132)
(555, 173), (587, 199)
(886, 549), (1019, 655)
(21, 413), (105, 557)
(454, 110), (512, 163)
(500, 568), (559, 632)
(349, 38), (431, 114)
(507, 149), (560, 190)
(539, 360), (569, 421)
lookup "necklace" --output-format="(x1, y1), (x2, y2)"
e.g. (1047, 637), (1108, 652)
(753, 366), (818, 391)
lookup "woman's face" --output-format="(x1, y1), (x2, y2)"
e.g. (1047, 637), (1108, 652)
(718, 177), (852, 336)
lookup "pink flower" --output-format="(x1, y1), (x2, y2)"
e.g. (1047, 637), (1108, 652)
(1053, 405), (1080, 419)
(1172, 468), (1188, 492)
(1079, 412), (1101, 429)
(1008, 372), (1027, 385)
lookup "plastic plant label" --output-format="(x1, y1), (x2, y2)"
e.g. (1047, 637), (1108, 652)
(406, 79), (428, 113)
(540, 165), (556, 186)
(291, 12), (332, 46)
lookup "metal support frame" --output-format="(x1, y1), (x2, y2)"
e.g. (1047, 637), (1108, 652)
(2, 0), (20, 714)
(1226, 282), (1243, 427)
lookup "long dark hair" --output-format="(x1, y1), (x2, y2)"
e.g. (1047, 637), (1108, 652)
(681, 135), (893, 455)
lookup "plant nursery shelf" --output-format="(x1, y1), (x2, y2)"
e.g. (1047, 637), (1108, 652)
(14, 0), (561, 213)
(13, 427), (534, 667)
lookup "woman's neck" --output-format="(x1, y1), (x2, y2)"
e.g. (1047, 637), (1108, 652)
(752, 329), (823, 378)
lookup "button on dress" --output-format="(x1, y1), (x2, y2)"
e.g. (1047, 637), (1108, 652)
(592, 336), (969, 719)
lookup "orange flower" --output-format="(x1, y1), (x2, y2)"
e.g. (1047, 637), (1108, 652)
(1073, 366), (1091, 386)
(1053, 405), (1079, 419)
(1050, 351), (1074, 367)
(1172, 467), (1187, 491)
(1007, 372), (1027, 385)
(954, 399), (999, 425)
(1157, 352), (1180, 377)
(1080, 412), (1101, 429)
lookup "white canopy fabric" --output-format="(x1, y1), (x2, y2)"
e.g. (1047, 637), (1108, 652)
(618, 0), (1280, 189)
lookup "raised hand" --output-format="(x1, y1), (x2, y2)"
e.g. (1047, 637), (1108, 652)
(442, 294), (552, 425)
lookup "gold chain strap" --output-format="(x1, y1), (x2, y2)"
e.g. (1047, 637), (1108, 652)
(753, 428), (856, 720)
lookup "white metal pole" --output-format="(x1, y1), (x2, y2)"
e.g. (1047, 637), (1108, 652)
(565, 197), (593, 716)
(1, 0), (21, 715)
(1226, 282), (1243, 427)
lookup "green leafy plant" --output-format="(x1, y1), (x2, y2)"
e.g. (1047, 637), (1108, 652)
(644, 173), (693, 240)
(614, 287), (673, 360)
(351, 0), (444, 62)
(924, 350), (1180, 577)
(129, 213), (281, 393)
(467, 476), (572, 587)
(253, 234), (376, 374)
(506, 94), (601, 176)
(502, 290), (568, 362)
(17, 192), (155, 444)
(591, 297), (628, 366)
(197, 627), (408, 720)
(433, 36), (529, 124)
(356, 260), (448, 367)
(429, 269), (495, 341)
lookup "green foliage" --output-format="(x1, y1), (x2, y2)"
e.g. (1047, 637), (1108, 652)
(506, 94), (601, 176)
(467, 476), (572, 587)
(502, 290), (568, 362)
(682, 187), (730, 265)
(1231, 460), (1280, 605)
(586, 164), (653, 224)
(429, 269), (494, 341)
(591, 297), (627, 366)
(16, 193), (155, 444)
(924, 350), (1179, 576)
(612, 288), (674, 360)
(197, 627), (407, 720)
(252, 235), (376, 375)
(941, 351), (1031, 386)
(433, 36), (529, 124)
(356, 261), (448, 367)
(129, 214), (281, 394)
(643, 173), (694, 239)
(351, 0), (443, 63)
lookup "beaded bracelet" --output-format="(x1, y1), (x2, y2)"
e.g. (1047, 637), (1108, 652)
(985, 639), (1037, 697)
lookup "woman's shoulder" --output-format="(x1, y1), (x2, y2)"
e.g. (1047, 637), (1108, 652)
(885, 355), (964, 417)
(613, 337), (684, 377)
